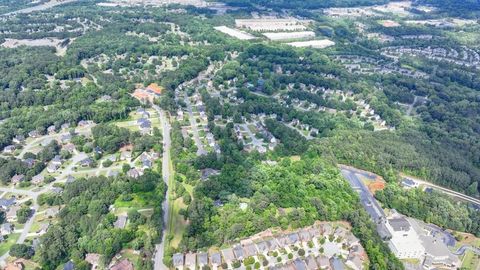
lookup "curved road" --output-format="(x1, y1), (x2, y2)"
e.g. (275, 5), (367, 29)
(153, 105), (171, 270)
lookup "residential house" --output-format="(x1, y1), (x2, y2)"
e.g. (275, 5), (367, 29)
(78, 120), (94, 127)
(63, 143), (76, 153)
(0, 198), (15, 210)
(305, 255), (318, 270)
(11, 174), (25, 185)
(60, 134), (72, 144)
(6, 205), (20, 222)
(63, 261), (75, 270)
(37, 223), (50, 234)
(51, 155), (63, 165)
(5, 260), (25, 270)
(31, 174), (44, 185)
(23, 158), (36, 168)
(66, 175), (76, 184)
(120, 151), (132, 161)
(210, 252), (222, 266)
(85, 253), (101, 270)
(346, 254), (363, 270)
(330, 257), (345, 270)
(126, 169), (141, 179)
(47, 163), (60, 173)
(80, 158), (93, 167)
(316, 255), (331, 270)
(45, 206), (60, 218)
(61, 123), (71, 130)
(185, 253), (196, 269)
(293, 258), (307, 270)
(28, 130), (40, 138)
(142, 159), (152, 169)
(233, 245), (244, 260)
(243, 243), (258, 257)
(110, 259), (134, 270)
(256, 241), (269, 254)
(221, 248), (235, 264)
(173, 253), (184, 268)
(1, 223), (13, 235)
(12, 135), (25, 144)
(47, 125), (56, 134)
(114, 215), (128, 229)
(94, 146), (103, 155)
(197, 252), (208, 267)
(3, 145), (15, 154)
(200, 168), (220, 181)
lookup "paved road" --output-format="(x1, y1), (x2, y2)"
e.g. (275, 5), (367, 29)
(153, 105), (171, 270)
(454, 245), (480, 256)
(402, 174), (480, 207)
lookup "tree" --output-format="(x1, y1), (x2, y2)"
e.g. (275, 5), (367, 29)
(10, 244), (34, 259)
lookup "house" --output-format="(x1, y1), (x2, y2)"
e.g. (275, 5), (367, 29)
(256, 241), (269, 254)
(3, 145), (15, 154)
(233, 245), (244, 260)
(5, 260), (25, 270)
(120, 151), (132, 161)
(12, 135), (25, 144)
(6, 206), (20, 222)
(316, 255), (331, 270)
(32, 174), (44, 185)
(47, 163), (60, 173)
(28, 130), (40, 138)
(11, 174), (25, 184)
(185, 253), (196, 269)
(127, 168), (141, 179)
(288, 232), (300, 244)
(0, 198), (15, 210)
(110, 259), (133, 270)
(80, 158), (93, 167)
(221, 248), (235, 264)
(293, 258), (307, 270)
(401, 178), (419, 189)
(330, 257), (345, 270)
(299, 229), (311, 242)
(66, 175), (76, 184)
(37, 223), (50, 234)
(197, 252), (208, 267)
(85, 253), (101, 270)
(1, 223), (13, 235)
(243, 243), (258, 257)
(63, 143), (76, 153)
(64, 261), (75, 270)
(173, 253), (184, 268)
(305, 255), (318, 270)
(23, 158), (36, 168)
(78, 120), (94, 127)
(51, 155), (63, 165)
(114, 215), (128, 229)
(145, 83), (163, 96)
(142, 159), (152, 169)
(61, 123), (71, 130)
(60, 134), (72, 143)
(52, 187), (63, 194)
(345, 254), (363, 270)
(47, 125), (56, 134)
(45, 206), (60, 218)
(94, 146), (103, 155)
(200, 168), (220, 181)
(210, 252), (222, 266)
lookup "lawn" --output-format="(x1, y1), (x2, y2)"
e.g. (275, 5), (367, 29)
(168, 196), (187, 249)
(461, 250), (480, 270)
(0, 233), (21, 256)
(114, 192), (156, 208)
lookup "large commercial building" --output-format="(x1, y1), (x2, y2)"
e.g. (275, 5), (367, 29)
(386, 217), (425, 259)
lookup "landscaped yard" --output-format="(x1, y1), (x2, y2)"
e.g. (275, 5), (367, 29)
(0, 233), (21, 256)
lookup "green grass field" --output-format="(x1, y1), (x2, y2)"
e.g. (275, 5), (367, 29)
(0, 233), (21, 256)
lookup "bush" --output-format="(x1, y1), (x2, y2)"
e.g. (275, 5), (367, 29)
(277, 257), (282, 262)
(262, 260), (269, 267)
(232, 261), (241, 268)
(288, 253), (293, 259)
(273, 251), (278, 257)
(244, 257), (255, 265)
(254, 262), (261, 269)
(298, 249), (305, 256)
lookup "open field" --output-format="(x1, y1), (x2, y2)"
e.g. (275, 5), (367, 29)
(1, 38), (69, 56)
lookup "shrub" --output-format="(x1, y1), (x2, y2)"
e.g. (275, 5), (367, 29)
(298, 248), (305, 256)
(288, 253), (293, 259)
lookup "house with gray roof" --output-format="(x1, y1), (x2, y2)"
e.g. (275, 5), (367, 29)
(221, 248), (235, 264)
(233, 245), (244, 260)
(210, 252), (222, 266)
(305, 255), (318, 270)
(114, 215), (127, 229)
(293, 258), (307, 270)
(185, 253), (196, 269)
(172, 253), (184, 268)
(197, 252), (208, 266)
(243, 243), (258, 257)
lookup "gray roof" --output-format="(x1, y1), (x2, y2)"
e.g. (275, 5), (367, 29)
(293, 259), (307, 270)
(114, 215), (128, 229)
(197, 252), (208, 265)
(173, 253), (184, 267)
(233, 245), (244, 259)
(388, 217), (411, 232)
(210, 252), (222, 265)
